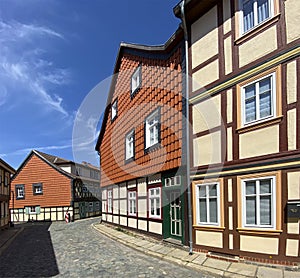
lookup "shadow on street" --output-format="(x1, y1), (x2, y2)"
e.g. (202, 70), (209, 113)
(0, 222), (59, 277)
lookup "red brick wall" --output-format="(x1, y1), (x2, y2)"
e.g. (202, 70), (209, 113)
(10, 154), (72, 208)
(99, 45), (183, 187)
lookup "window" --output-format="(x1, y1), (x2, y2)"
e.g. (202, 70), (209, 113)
(145, 109), (160, 149)
(89, 202), (94, 212)
(128, 191), (137, 216)
(242, 176), (275, 228)
(111, 99), (118, 121)
(241, 0), (273, 33)
(16, 184), (25, 199)
(26, 206), (40, 215)
(242, 73), (275, 126)
(131, 66), (141, 96)
(196, 183), (220, 225)
(148, 187), (161, 218)
(125, 130), (135, 161)
(33, 183), (43, 195)
(165, 176), (181, 187)
(4, 173), (9, 186)
(107, 190), (112, 213)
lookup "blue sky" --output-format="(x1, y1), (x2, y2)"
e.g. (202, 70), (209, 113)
(0, 0), (181, 169)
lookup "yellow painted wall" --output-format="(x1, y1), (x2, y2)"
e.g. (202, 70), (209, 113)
(287, 172), (300, 200)
(239, 26), (277, 67)
(286, 61), (297, 104)
(285, 0), (300, 43)
(195, 230), (223, 248)
(148, 221), (162, 235)
(240, 235), (279, 254)
(239, 125), (279, 159)
(287, 109), (297, 150)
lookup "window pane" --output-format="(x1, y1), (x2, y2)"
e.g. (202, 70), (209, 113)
(245, 181), (256, 195)
(209, 198), (218, 223)
(209, 184), (217, 197)
(257, 0), (270, 23)
(199, 186), (206, 198)
(244, 83), (256, 123)
(245, 84), (255, 99)
(260, 196), (271, 225)
(246, 196), (256, 224)
(199, 199), (207, 222)
(259, 92), (272, 118)
(243, 0), (254, 32)
(260, 179), (271, 194)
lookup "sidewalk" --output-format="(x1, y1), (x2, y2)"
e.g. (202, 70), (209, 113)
(92, 223), (299, 278)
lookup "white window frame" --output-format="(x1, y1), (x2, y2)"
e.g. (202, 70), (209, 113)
(128, 191), (137, 216)
(16, 184), (25, 199)
(111, 99), (118, 121)
(131, 66), (141, 95)
(195, 183), (220, 226)
(148, 187), (161, 219)
(241, 176), (276, 229)
(241, 72), (276, 126)
(107, 190), (112, 213)
(33, 183), (43, 195)
(28, 206), (40, 215)
(145, 109), (160, 149)
(125, 130), (135, 160)
(239, 0), (274, 34)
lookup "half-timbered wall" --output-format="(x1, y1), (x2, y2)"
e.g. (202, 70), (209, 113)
(189, 0), (300, 264)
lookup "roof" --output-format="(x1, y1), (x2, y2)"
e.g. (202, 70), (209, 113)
(95, 27), (183, 151)
(0, 158), (15, 174)
(13, 150), (99, 182)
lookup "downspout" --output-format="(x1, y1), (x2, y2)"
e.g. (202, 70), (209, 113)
(180, 0), (193, 255)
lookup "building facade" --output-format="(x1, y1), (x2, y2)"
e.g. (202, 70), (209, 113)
(95, 31), (188, 243)
(174, 0), (300, 265)
(10, 150), (101, 222)
(0, 158), (15, 229)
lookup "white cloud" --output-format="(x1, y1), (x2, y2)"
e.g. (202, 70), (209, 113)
(0, 19), (70, 116)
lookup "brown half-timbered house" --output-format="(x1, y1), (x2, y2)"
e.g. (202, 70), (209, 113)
(174, 0), (300, 265)
(0, 158), (15, 229)
(95, 30), (187, 244)
(10, 150), (101, 222)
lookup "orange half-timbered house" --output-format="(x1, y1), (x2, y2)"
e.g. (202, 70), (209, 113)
(10, 150), (101, 222)
(95, 30), (188, 244)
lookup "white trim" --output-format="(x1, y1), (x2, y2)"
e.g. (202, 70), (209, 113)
(241, 72), (276, 126)
(148, 187), (161, 219)
(131, 66), (141, 94)
(195, 183), (220, 226)
(128, 191), (137, 216)
(145, 109), (159, 149)
(241, 176), (276, 229)
(125, 130), (134, 160)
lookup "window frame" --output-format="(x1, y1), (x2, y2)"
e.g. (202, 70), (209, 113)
(107, 190), (112, 213)
(111, 98), (118, 122)
(16, 184), (25, 199)
(131, 65), (142, 98)
(32, 183), (43, 195)
(144, 108), (161, 151)
(241, 176), (276, 229)
(195, 182), (221, 226)
(148, 186), (161, 219)
(4, 172), (9, 187)
(125, 129), (135, 162)
(128, 190), (137, 216)
(237, 66), (282, 131)
(241, 72), (276, 126)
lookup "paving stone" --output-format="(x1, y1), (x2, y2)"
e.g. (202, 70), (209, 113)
(256, 266), (283, 278)
(169, 248), (189, 259)
(227, 262), (257, 277)
(203, 257), (231, 271)
(284, 270), (300, 278)
(190, 253), (207, 265)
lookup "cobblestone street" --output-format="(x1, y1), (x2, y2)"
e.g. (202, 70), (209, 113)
(0, 217), (212, 277)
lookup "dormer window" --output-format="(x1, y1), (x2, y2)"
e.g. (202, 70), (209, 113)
(131, 65), (141, 97)
(111, 99), (118, 121)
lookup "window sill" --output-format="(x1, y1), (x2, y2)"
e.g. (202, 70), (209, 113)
(193, 225), (225, 232)
(125, 157), (135, 165)
(145, 142), (161, 154)
(235, 14), (280, 45)
(237, 228), (282, 236)
(237, 115), (283, 134)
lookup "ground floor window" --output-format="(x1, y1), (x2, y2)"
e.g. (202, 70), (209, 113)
(107, 190), (112, 213)
(148, 187), (161, 218)
(242, 176), (276, 228)
(128, 191), (137, 216)
(195, 183), (220, 226)
(25, 206), (40, 215)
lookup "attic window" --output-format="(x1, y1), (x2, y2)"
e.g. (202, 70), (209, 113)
(111, 99), (118, 121)
(131, 65), (141, 97)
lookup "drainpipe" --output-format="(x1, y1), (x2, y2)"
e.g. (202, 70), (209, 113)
(180, 0), (193, 255)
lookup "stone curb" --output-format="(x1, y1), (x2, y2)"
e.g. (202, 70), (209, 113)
(91, 223), (299, 278)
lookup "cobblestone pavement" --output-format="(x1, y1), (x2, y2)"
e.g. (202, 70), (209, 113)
(0, 217), (213, 277)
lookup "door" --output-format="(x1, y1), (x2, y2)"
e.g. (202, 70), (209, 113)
(169, 191), (182, 238)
